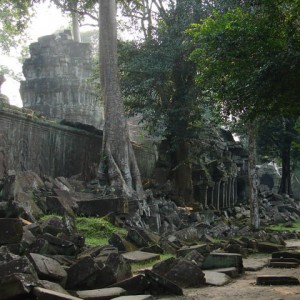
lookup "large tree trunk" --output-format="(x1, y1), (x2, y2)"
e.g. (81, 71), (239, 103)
(248, 122), (260, 230)
(98, 0), (144, 201)
(71, 11), (81, 42)
(279, 145), (293, 196)
(173, 140), (193, 205)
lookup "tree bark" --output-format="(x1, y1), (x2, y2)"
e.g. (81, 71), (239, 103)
(98, 0), (144, 201)
(72, 11), (81, 42)
(279, 145), (293, 196)
(248, 122), (260, 230)
(174, 140), (193, 205)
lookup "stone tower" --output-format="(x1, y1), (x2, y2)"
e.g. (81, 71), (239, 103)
(20, 31), (104, 129)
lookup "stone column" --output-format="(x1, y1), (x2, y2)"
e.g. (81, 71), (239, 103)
(224, 182), (228, 208)
(207, 186), (214, 209)
(228, 178), (232, 208)
(214, 181), (221, 210)
(220, 181), (225, 209)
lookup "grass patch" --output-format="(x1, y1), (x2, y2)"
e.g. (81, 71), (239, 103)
(40, 214), (127, 246)
(76, 217), (127, 246)
(268, 219), (300, 232)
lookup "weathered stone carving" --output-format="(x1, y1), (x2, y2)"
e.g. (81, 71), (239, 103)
(20, 31), (104, 129)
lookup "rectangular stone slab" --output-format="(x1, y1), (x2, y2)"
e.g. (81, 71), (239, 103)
(112, 295), (153, 300)
(202, 253), (243, 273)
(256, 275), (300, 285)
(210, 267), (239, 278)
(257, 242), (285, 253)
(272, 251), (300, 260)
(76, 287), (127, 299)
(28, 253), (67, 283)
(203, 271), (232, 286)
(121, 251), (160, 263)
(268, 261), (299, 268)
(76, 196), (127, 217)
(109, 274), (150, 295)
(33, 287), (83, 300)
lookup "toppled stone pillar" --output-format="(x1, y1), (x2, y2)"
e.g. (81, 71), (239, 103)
(20, 31), (104, 129)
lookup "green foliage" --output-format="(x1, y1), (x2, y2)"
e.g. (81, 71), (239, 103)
(189, 0), (300, 120)
(41, 214), (127, 246)
(0, 0), (33, 53)
(257, 115), (300, 166)
(269, 219), (300, 232)
(76, 216), (128, 245)
(120, 0), (212, 140)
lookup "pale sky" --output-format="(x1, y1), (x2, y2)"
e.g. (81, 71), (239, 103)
(1, 0), (69, 106)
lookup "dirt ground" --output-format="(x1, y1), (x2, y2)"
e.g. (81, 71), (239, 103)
(159, 240), (300, 300)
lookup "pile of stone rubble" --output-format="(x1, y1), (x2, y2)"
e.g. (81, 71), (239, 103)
(1, 170), (300, 299)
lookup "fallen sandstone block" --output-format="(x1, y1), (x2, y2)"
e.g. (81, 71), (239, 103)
(0, 218), (23, 245)
(256, 275), (300, 285)
(33, 287), (82, 300)
(76, 287), (127, 300)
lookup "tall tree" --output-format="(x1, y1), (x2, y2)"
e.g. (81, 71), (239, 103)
(120, 0), (212, 204)
(189, 0), (300, 229)
(98, 0), (144, 201)
(52, 0), (82, 42)
(257, 115), (300, 196)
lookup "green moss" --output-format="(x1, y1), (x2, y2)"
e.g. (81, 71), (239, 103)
(268, 219), (300, 232)
(76, 216), (127, 246)
(41, 214), (127, 246)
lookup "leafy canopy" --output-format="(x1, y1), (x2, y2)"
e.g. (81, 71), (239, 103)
(0, 0), (35, 53)
(120, 0), (212, 141)
(189, 0), (300, 120)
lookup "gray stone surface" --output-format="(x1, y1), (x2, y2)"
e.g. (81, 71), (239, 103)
(33, 287), (82, 299)
(122, 251), (160, 263)
(256, 275), (300, 285)
(76, 287), (127, 299)
(0, 257), (36, 277)
(38, 280), (70, 295)
(109, 274), (150, 295)
(112, 296), (153, 300)
(28, 253), (67, 283)
(272, 251), (300, 260)
(257, 242), (285, 253)
(176, 244), (210, 257)
(243, 256), (269, 271)
(202, 253), (243, 273)
(66, 256), (116, 290)
(203, 271), (232, 286)
(0, 107), (102, 179)
(0, 218), (23, 245)
(0, 106), (157, 181)
(163, 259), (206, 288)
(144, 269), (183, 296)
(21, 33), (104, 130)
(0, 273), (37, 300)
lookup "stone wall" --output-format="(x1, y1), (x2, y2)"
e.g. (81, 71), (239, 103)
(20, 31), (104, 129)
(0, 105), (156, 180)
(0, 105), (101, 178)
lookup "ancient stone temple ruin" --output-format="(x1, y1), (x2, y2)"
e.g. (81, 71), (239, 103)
(1, 32), (254, 213)
(191, 128), (249, 210)
(20, 30), (104, 129)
